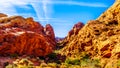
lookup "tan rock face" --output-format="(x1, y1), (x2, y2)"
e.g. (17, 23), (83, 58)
(60, 0), (120, 60)
(0, 14), (56, 56)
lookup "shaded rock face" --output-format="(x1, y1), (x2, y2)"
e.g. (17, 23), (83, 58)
(60, 0), (120, 66)
(0, 15), (56, 56)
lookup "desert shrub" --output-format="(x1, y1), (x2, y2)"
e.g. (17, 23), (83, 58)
(81, 54), (90, 60)
(65, 59), (80, 65)
(47, 53), (57, 59)
(46, 53), (66, 64)
(80, 58), (101, 68)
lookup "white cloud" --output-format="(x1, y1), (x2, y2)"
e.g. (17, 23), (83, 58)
(31, 3), (45, 22)
(0, 0), (53, 24)
(38, 18), (72, 25)
(42, 1), (108, 7)
(0, 0), (107, 18)
(0, 0), (31, 16)
(42, 0), (48, 23)
(0, 1), (17, 15)
(41, 0), (53, 24)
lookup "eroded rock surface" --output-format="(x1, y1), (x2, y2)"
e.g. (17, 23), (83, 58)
(0, 15), (56, 56)
(60, 0), (120, 67)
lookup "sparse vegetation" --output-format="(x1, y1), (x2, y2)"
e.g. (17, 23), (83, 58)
(47, 53), (57, 59)
(5, 53), (102, 68)
(65, 58), (80, 65)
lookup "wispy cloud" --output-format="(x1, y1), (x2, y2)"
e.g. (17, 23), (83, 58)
(0, 0), (53, 24)
(0, 0), (33, 16)
(0, 0), (108, 24)
(0, 1), (17, 15)
(0, 0), (107, 17)
(42, 1), (108, 7)
(41, 0), (53, 24)
(31, 3), (45, 22)
(38, 18), (72, 25)
(42, 0), (48, 23)
(0, 0), (44, 22)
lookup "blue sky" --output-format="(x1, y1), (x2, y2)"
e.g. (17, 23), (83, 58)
(0, 0), (114, 37)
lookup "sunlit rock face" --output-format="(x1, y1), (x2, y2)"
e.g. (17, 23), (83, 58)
(0, 14), (56, 56)
(60, 1), (120, 67)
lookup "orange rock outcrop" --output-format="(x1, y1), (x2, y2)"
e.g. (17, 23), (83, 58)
(0, 14), (56, 56)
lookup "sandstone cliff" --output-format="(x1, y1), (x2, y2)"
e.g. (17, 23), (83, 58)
(0, 14), (56, 56)
(60, 0), (120, 67)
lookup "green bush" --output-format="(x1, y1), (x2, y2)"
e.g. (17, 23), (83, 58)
(65, 59), (80, 65)
(47, 53), (57, 59)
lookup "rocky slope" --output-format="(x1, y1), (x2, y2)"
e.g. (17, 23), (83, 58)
(58, 22), (84, 47)
(60, 0), (120, 67)
(0, 13), (56, 56)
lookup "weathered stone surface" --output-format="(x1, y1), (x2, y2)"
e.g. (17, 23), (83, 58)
(60, 1), (120, 67)
(0, 14), (56, 56)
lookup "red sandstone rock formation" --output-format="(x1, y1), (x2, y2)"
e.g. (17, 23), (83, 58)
(0, 14), (56, 56)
